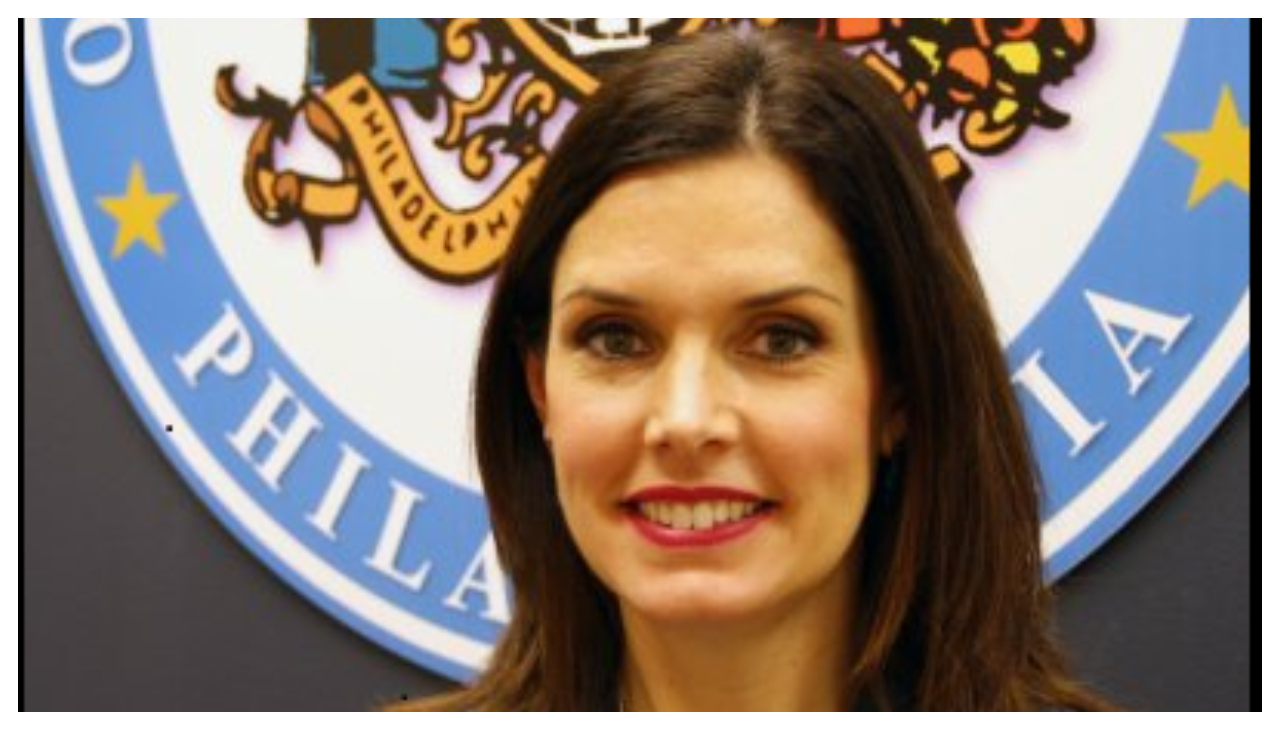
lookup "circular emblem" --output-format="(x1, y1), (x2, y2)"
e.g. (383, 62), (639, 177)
(24, 19), (1250, 681)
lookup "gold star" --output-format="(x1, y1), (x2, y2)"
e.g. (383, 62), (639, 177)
(97, 162), (179, 258)
(1164, 86), (1251, 208)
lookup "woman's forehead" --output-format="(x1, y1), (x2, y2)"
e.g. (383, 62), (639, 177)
(553, 152), (856, 295)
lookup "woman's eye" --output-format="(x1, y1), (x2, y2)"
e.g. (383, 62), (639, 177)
(581, 321), (649, 360)
(747, 323), (819, 363)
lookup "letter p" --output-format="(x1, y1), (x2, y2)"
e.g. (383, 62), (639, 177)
(174, 302), (253, 386)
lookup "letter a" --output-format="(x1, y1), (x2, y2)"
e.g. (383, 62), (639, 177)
(1084, 290), (1191, 396)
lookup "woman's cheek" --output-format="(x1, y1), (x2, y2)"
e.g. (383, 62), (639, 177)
(548, 393), (641, 493)
(755, 394), (879, 486)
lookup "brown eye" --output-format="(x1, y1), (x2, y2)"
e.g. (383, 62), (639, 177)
(765, 328), (804, 357)
(582, 321), (649, 360)
(747, 322), (820, 363)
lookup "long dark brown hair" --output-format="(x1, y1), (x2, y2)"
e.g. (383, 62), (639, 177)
(399, 28), (1110, 711)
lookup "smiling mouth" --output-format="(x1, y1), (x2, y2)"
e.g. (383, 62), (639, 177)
(629, 499), (776, 531)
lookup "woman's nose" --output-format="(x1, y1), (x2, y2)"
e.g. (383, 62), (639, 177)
(642, 345), (739, 457)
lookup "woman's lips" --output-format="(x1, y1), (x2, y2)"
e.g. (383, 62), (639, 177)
(623, 485), (776, 547)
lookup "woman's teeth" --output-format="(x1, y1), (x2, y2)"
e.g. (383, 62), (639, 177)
(636, 500), (766, 530)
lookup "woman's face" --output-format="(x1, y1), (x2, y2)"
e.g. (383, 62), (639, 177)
(528, 152), (895, 627)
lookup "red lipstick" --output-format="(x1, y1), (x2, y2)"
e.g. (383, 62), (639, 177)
(624, 485), (774, 548)
(626, 485), (765, 503)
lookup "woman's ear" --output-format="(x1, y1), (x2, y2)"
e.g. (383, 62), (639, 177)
(524, 350), (548, 424)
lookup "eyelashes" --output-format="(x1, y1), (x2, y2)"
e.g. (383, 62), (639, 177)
(572, 316), (823, 366)
(576, 319), (651, 361)
(745, 320), (821, 363)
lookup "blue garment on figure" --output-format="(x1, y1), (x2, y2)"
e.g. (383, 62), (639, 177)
(307, 19), (439, 92)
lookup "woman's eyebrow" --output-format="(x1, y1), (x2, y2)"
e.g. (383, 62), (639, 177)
(557, 284), (845, 310)
(557, 286), (643, 309)
(739, 285), (845, 310)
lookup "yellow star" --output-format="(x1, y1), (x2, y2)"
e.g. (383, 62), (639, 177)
(97, 162), (179, 258)
(1164, 86), (1251, 208)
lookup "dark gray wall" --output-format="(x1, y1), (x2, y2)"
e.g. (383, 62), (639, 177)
(21, 143), (1253, 711)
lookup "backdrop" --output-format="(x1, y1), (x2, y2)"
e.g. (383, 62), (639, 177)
(19, 130), (1255, 714)
(23, 19), (1253, 710)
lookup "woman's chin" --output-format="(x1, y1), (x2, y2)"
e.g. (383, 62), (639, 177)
(619, 577), (770, 625)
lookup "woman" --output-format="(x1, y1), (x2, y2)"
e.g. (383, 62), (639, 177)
(400, 28), (1110, 711)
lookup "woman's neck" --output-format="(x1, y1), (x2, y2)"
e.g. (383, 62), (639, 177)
(618, 573), (855, 711)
